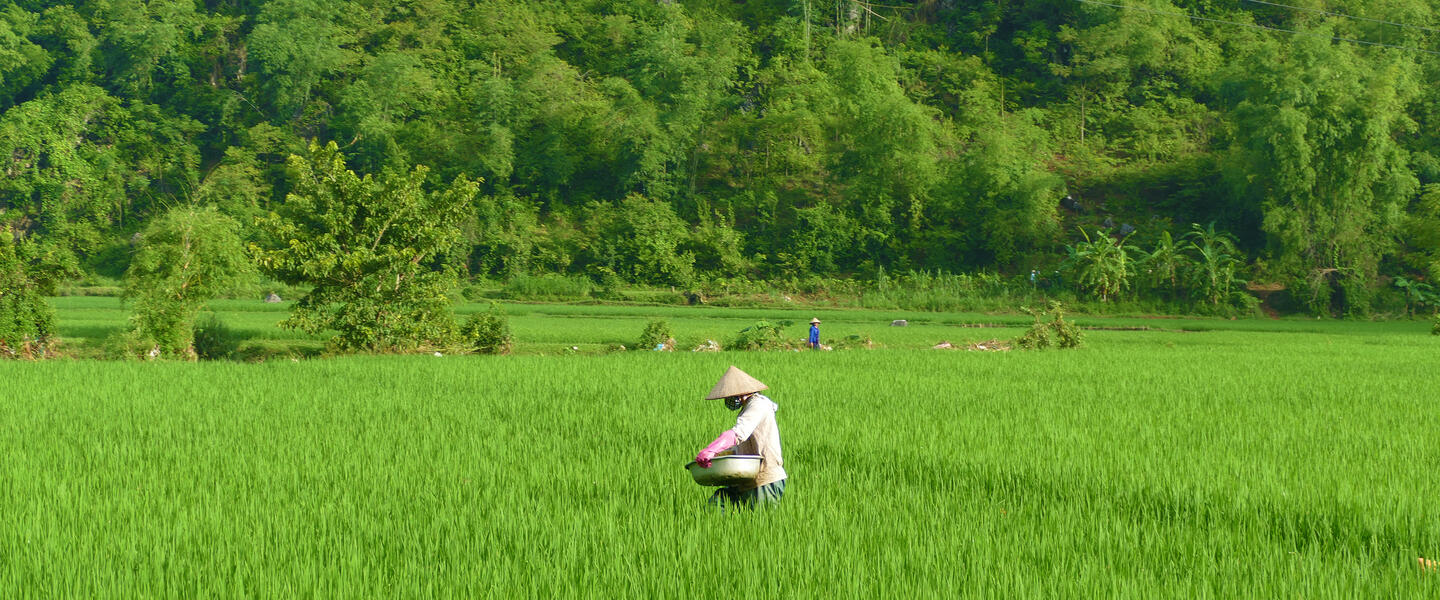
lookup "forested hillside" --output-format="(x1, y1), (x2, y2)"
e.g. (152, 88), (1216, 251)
(4, 0), (1440, 315)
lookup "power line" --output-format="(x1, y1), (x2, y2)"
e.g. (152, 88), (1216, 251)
(1074, 0), (1440, 55)
(1241, 0), (1440, 35)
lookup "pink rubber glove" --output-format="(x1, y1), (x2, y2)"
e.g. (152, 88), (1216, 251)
(695, 430), (738, 468)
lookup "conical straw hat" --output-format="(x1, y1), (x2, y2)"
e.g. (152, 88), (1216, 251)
(705, 366), (768, 400)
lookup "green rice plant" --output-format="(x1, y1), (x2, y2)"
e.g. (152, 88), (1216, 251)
(2, 334), (1438, 596)
(15, 298), (1440, 596)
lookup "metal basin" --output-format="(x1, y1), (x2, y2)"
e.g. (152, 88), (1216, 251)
(685, 454), (762, 487)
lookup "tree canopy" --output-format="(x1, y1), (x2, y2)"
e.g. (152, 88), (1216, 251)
(253, 141), (479, 350)
(3, 0), (1440, 315)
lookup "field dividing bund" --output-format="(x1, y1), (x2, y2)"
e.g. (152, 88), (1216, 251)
(5, 303), (1439, 596)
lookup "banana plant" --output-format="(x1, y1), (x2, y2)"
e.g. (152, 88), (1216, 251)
(1064, 228), (1133, 302)
(1141, 231), (1188, 298)
(1183, 223), (1241, 307)
(1394, 277), (1439, 315)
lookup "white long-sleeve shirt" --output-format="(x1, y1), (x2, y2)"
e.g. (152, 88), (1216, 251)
(730, 394), (786, 487)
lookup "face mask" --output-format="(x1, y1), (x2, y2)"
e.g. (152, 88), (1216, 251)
(725, 395), (745, 411)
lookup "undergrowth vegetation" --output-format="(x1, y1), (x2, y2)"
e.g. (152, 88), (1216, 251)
(460, 304), (512, 355)
(191, 314), (239, 361)
(0, 232), (54, 359)
(729, 320), (800, 351)
(637, 319), (675, 351)
(1014, 303), (1085, 350)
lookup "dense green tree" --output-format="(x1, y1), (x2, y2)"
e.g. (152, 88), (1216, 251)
(4, 0), (1440, 317)
(252, 141), (479, 351)
(0, 225), (55, 359)
(0, 7), (53, 106)
(247, 0), (353, 124)
(123, 206), (251, 358)
(1223, 33), (1419, 315)
(579, 194), (696, 286)
(1400, 184), (1440, 282)
(0, 84), (201, 285)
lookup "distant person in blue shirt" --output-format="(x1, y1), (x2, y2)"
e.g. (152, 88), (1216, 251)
(808, 318), (821, 349)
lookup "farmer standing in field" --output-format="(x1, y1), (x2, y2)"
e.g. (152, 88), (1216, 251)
(808, 318), (821, 349)
(695, 366), (787, 508)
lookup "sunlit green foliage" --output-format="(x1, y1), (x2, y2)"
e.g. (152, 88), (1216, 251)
(1224, 33), (1420, 315)
(1065, 228), (1132, 301)
(0, 226), (54, 358)
(252, 142), (480, 351)
(729, 319), (799, 351)
(637, 318), (674, 351)
(3, 0), (1440, 317)
(460, 302), (511, 355)
(1014, 301), (1083, 350)
(123, 206), (251, 358)
(1183, 223), (1242, 308)
(1140, 231), (1186, 299)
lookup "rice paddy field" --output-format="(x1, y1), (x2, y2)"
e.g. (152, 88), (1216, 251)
(2, 297), (1437, 596)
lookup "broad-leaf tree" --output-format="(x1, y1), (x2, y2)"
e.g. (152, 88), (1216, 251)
(0, 224), (55, 359)
(252, 141), (480, 351)
(1224, 33), (1420, 315)
(123, 205), (251, 358)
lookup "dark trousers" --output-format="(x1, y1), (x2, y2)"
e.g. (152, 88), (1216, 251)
(708, 478), (786, 510)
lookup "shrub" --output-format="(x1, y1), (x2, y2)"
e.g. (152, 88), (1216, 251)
(729, 320), (799, 351)
(125, 206), (252, 359)
(462, 304), (512, 354)
(193, 314), (240, 360)
(1014, 302), (1083, 350)
(1432, 314), (1439, 336)
(251, 142), (479, 352)
(231, 339), (326, 362)
(104, 330), (156, 361)
(637, 319), (675, 351)
(0, 230), (56, 359)
(591, 267), (627, 301)
(579, 194), (696, 287)
(832, 333), (876, 350)
(1183, 223), (1242, 308)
